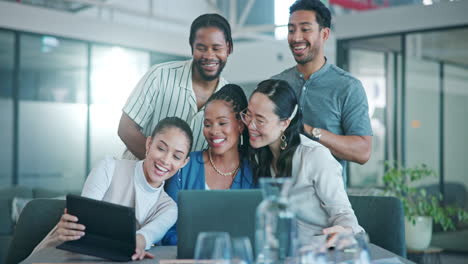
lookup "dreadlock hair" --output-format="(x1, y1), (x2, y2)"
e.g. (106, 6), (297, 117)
(205, 84), (250, 157)
(289, 0), (332, 29)
(189, 13), (233, 54)
(151, 117), (193, 158)
(248, 79), (304, 184)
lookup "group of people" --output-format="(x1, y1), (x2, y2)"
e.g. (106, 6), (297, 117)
(33, 0), (372, 261)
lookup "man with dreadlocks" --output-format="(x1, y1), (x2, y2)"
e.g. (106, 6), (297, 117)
(119, 14), (234, 159)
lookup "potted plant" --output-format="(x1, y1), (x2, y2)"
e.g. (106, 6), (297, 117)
(382, 163), (468, 251)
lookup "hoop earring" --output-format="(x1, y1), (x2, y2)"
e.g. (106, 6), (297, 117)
(280, 132), (287, 150)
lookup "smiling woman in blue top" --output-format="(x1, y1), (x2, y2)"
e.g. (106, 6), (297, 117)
(163, 84), (254, 245)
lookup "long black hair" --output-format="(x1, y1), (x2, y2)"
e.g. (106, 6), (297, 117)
(248, 79), (304, 183)
(205, 84), (250, 157)
(151, 117), (193, 158)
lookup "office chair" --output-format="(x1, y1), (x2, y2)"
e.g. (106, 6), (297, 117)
(349, 195), (406, 257)
(5, 198), (65, 264)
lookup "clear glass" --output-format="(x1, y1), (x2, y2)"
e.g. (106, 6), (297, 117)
(327, 232), (371, 264)
(255, 178), (297, 264)
(194, 232), (232, 264)
(0, 30), (14, 187)
(232, 237), (254, 264)
(405, 35), (440, 186)
(294, 237), (328, 264)
(18, 34), (87, 190)
(348, 49), (387, 187)
(89, 45), (149, 166)
(343, 35), (402, 187)
(444, 64), (468, 200)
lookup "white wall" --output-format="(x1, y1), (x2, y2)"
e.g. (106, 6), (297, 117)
(0, 1), (190, 56)
(334, 1), (468, 39)
(0, 0), (337, 85)
(77, 0), (213, 37)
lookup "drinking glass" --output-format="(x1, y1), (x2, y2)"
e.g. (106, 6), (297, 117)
(194, 232), (232, 264)
(293, 235), (328, 264)
(232, 237), (254, 264)
(328, 232), (371, 264)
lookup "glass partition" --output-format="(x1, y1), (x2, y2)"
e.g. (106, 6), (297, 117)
(0, 29), (196, 191)
(440, 28), (468, 201)
(17, 34), (88, 190)
(339, 27), (468, 201)
(348, 49), (386, 186)
(405, 36), (440, 186)
(0, 30), (14, 187)
(342, 35), (402, 187)
(89, 45), (149, 168)
(444, 64), (468, 197)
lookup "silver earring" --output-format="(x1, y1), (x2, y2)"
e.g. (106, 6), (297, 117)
(240, 136), (243, 146)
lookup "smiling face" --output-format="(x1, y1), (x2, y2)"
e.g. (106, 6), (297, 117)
(287, 10), (329, 65)
(192, 27), (230, 81)
(246, 93), (289, 151)
(203, 100), (243, 155)
(143, 127), (190, 188)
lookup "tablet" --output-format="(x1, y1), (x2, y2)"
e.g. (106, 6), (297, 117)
(57, 194), (136, 262)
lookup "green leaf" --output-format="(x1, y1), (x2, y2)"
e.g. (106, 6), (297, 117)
(382, 161), (468, 231)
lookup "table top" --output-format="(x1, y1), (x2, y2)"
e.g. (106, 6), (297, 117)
(407, 247), (443, 254)
(20, 244), (414, 264)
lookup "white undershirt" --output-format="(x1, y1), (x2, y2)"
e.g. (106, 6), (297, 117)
(81, 157), (172, 249)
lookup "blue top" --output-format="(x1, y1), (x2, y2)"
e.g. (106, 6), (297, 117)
(162, 151), (255, 245)
(272, 60), (373, 182)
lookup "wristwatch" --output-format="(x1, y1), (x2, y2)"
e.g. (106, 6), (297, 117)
(311, 127), (322, 141)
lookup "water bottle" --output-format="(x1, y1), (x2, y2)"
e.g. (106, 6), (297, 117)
(255, 178), (297, 264)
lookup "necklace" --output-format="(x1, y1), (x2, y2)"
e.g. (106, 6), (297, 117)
(208, 148), (240, 177)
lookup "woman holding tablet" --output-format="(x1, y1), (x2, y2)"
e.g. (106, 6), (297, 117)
(33, 117), (193, 260)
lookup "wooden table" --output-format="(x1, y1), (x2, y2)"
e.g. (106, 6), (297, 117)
(20, 244), (414, 263)
(407, 247), (443, 264)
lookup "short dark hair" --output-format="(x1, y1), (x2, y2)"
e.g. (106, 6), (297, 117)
(189, 13), (233, 54)
(151, 117), (193, 157)
(289, 0), (332, 29)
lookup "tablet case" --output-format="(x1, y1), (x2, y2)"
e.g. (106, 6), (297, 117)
(57, 194), (136, 262)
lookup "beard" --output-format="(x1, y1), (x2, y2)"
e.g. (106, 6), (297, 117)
(290, 43), (320, 65)
(295, 52), (315, 65)
(194, 59), (226, 81)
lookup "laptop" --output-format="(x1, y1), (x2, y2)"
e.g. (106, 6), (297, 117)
(177, 190), (263, 259)
(57, 194), (136, 262)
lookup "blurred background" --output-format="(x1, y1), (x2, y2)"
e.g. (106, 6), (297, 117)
(0, 1), (467, 261)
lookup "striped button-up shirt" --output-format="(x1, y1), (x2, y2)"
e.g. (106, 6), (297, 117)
(122, 59), (228, 158)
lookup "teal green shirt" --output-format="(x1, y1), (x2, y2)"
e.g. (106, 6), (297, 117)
(272, 61), (373, 182)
